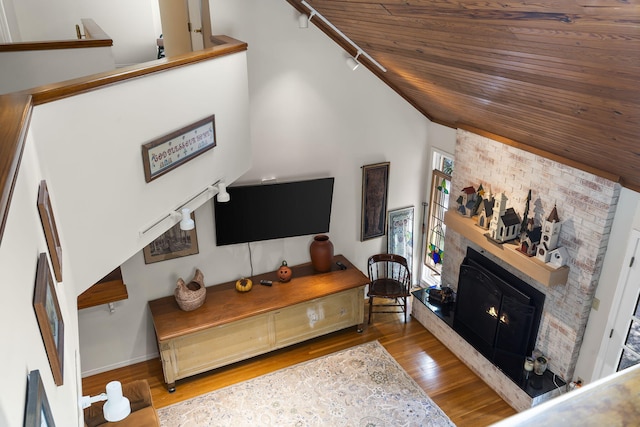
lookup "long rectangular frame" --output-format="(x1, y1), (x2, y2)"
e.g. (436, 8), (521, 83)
(387, 206), (414, 273)
(361, 162), (390, 241)
(24, 369), (56, 427)
(142, 115), (216, 182)
(37, 181), (62, 282)
(33, 253), (64, 386)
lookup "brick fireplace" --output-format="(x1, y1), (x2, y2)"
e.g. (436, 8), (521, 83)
(413, 129), (620, 410)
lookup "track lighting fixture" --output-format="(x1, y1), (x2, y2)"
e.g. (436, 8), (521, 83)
(298, 13), (309, 28)
(300, 0), (386, 73)
(179, 208), (195, 231)
(346, 52), (361, 71)
(298, 10), (316, 28)
(139, 178), (231, 238)
(216, 182), (230, 203)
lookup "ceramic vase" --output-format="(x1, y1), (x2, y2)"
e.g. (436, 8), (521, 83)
(310, 235), (334, 273)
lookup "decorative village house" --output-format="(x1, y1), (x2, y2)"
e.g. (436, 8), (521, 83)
(456, 186), (477, 217)
(487, 193), (521, 243)
(476, 192), (495, 229)
(536, 205), (562, 263)
(519, 218), (542, 256)
(548, 246), (569, 267)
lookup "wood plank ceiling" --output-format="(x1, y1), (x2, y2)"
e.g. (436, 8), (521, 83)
(285, 0), (640, 190)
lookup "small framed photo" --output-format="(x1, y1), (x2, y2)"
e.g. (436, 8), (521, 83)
(37, 181), (62, 282)
(387, 206), (414, 273)
(361, 162), (390, 241)
(24, 369), (56, 427)
(142, 115), (216, 182)
(33, 253), (64, 386)
(143, 213), (199, 264)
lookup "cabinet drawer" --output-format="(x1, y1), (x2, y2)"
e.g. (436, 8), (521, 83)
(274, 288), (361, 346)
(169, 313), (272, 380)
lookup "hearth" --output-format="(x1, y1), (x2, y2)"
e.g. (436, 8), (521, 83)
(454, 248), (545, 383)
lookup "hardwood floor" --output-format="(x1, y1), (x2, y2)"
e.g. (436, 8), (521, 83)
(82, 309), (517, 426)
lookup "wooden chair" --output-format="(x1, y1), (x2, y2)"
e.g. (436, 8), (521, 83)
(367, 253), (411, 324)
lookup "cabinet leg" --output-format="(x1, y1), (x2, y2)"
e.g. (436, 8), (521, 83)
(167, 383), (176, 393)
(357, 322), (364, 333)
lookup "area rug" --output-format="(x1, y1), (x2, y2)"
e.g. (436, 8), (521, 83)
(157, 340), (456, 427)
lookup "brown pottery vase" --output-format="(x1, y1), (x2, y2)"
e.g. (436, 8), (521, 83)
(310, 235), (334, 273)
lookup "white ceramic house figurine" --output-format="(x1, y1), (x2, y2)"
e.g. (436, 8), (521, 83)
(536, 205), (562, 263)
(488, 193), (521, 243)
(477, 195), (495, 229)
(548, 246), (569, 267)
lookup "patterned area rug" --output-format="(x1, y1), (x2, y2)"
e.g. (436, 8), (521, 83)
(157, 341), (456, 426)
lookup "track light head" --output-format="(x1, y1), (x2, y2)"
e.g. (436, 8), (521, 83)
(346, 54), (360, 71)
(216, 182), (230, 203)
(298, 13), (309, 28)
(179, 208), (195, 231)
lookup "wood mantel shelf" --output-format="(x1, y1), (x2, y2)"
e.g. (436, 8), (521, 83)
(444, 211), (569, 287)
(77, 267), (128, 310)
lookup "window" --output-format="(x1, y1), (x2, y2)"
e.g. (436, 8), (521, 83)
(420, 150), (453, 286)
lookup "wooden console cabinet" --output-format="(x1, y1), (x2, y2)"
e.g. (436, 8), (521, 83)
(148, 255), (368, 391)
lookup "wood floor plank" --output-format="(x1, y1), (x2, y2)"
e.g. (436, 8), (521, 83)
(82, 307), (517, 426)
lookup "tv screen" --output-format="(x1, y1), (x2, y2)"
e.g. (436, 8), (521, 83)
(214, 177), (334, 246)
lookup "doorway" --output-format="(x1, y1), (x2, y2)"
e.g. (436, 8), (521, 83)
(600, 230), (640, 376)
(157, 0), (207, 56)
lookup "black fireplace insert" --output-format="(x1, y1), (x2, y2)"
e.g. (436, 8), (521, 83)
(453, 248), (545, 382)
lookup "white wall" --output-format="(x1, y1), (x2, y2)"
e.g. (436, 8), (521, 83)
(77, 0), (432, 376)
(574, 187), (640, 381)
(33, 52), (251, 295)
(0, 138), (82, 427)
(5, 0), (161, 66)
(0, 47), (115, 94)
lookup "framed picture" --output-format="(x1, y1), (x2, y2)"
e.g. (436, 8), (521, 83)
(24, 369), (56, 427)
(387, 206), (414, 273)
(143, 212), (199, 264)
(142, 115), (217, 182)
(37, 181), (62, 282)
(33, 253), (64, 386)
(361, 162), (390, 241)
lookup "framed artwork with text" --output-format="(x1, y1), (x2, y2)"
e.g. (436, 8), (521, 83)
(142, 115), (216, 182)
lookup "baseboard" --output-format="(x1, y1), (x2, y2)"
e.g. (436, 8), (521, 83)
(81, 351), (159, 378)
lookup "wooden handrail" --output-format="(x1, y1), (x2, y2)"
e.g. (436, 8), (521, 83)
(0, 19), (112, 52)
(0, 93), (32, 241)
(0, 35), (248, 245)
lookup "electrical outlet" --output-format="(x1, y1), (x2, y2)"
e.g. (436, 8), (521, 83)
(592, 297), (600, 311)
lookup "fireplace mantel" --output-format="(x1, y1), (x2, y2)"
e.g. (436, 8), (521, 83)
(444, 211), (569, 287)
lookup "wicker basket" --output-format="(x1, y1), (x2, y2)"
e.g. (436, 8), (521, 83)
(175, 268), (206, 311)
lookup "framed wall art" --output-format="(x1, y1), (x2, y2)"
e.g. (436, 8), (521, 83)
(143, 213), (199, 264)
(33, 253), (64, 386)
(24, 369), (56, 427)
(142, 115), (216, 182)
(387, 206), (414, 273)
(37, 180), (62, 282)
(361, 162), (390, 241)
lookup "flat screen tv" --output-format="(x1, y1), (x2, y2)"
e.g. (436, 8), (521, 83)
(214, 177), (334, 246)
